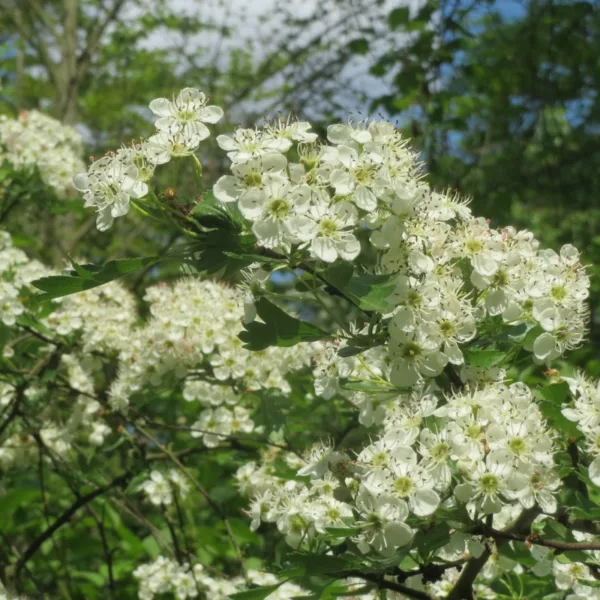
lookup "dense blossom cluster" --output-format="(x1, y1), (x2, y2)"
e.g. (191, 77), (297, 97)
(0, 230), (49, 327)
(239, 382), (558, 559)
(0, 230), (316, 472)
(74, 89), (590, 388)
(73, 88), (223, 230)
(107, 278), (316, 449)
(134, 557), (310, 600)
(563, 373), (600, 486)
(214, 122), (589, 384)
(0, 230), (125, 465)
(0, 110), (85, 198)
(6, 87), (596, 598)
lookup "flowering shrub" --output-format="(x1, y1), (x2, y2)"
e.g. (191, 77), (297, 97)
(0, 110), (85, 200)
(2, 88), (600, 599)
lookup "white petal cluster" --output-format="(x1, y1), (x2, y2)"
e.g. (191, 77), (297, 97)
(562, 373), (600, 486)
(239, 382), (559, 560)
(0, 227), (319, 472)
(211, 115), (589, 384)
(0, 110), (85, 199)
(138, 470), (190, 506)
(149, 88), (224, 139)
(111, 278), (316, 414)
(74, 87), (222, 230)
(133, 558), (308, 600)
(0, 230), (50, 326)
(73, 155), (149, 231)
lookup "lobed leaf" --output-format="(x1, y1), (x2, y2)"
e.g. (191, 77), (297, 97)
(239, 297), (329, 350)
(32, 256), (160, 302)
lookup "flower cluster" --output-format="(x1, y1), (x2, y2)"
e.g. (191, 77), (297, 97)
(49, 87), (599, 598)
(73, 88), (223, 230)
(0, 110), (86, 199)
(210, 119), (589, 384)
(240, 382), (559, 569)
(562, 373), (600, 486)
(109, 278), (315, 417)
(0, 230), (50, 326)
(74, 89), (590, 379)
(133, 557), (307, 600)
(138, 470), (190, 506)
(0, 224), (319, 475)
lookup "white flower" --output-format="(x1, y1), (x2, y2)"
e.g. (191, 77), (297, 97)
(307, 200), (360, 263)
(213, 154), (287, 203)
(139, 471), (173, 506)
(239, 176), (314, 252)
(419, 426), (469, 491)
(454, 449), (515, 514)
(89, 422), (111, 446)
(145, 129), (203, 165)
(388, 328), (447, 387)
(363, 446), (440, 516)
(217, 128), (291, 163)
(73, 157), (148, 231)
(354, 488), (413, 556)
(328, 145), (383, 211)
(149, 87), (223, 137)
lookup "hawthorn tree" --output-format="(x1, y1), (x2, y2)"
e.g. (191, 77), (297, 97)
(0, 87), (598, 600)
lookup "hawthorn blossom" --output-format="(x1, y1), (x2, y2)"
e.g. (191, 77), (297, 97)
(73, 157), (148, 231)
(149, 87), (223, 137)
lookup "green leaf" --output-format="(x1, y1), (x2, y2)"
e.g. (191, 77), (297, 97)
(348, 38), (369, 55)
(229, 584), (283, 600)
(67, 255), (95, 280)
(0, 489), (40, 525)
(413, 523), (451, 556)
(323, 264), (396, 312)
(463, 348), (506, 369)
(538, 382), (580, 438)
(191, 189), (244, 232)
(32, 256), (160, 302)
(229, 517), (261, 547)
(539, 381), (570, 405)
(498, 541), (536, 567)
(287, 553), (356, 576)
(191, 231), (260, 279)
(388, 7), (410, 29)
(325, 526), (360, 538)
(337, 346), (368, 358)
(239, 297), (329, 350)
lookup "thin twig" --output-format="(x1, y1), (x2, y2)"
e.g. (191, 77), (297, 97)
(342, 571), (432, 600)
(14, 472), (130, 576)
(132, 423), (247, 578)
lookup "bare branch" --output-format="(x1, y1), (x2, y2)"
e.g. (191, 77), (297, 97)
(14, 471), (131, 576)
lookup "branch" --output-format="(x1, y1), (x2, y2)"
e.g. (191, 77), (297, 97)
(14, 471), (130, 576)
(447, 509), (539, 600)
(76, 0), (129, 78)
(477, 526), (600, 552)
(86, 506), (116, 599)
(342, 571), (432, 600)
(146, 445), (229, 461)
(132, 423), (247, 577)
(0, 385), (24, 438)
(444, 363), (464, 390)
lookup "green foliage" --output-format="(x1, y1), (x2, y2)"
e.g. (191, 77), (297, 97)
(367, 0), (600, 370)
(239, 297), (329, 350)
(323, 263), (396, 312)
(230, 585), (283, 599)
(32, 256), (161, 302)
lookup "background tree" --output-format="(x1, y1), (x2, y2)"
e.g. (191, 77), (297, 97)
(354, 0), (600, 371)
